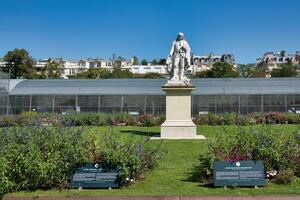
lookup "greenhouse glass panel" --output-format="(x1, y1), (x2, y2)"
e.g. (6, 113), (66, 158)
(0, 95), (7, 114)
(99, 95), (122, 113)
(146, 95), (165, 115)
(123, 95), (145, 114)
(192, 95), (216, 115)
(216, 95), (239, 113)
(77, 95), (98, 112)
(263, 95), (286, 112)
(32, 95), (53, 112)
(270, 94), (286, 112)
(240, 95), (262, 114)
(286, 94), (300, 111)
(9, 95), (30, 114)
(54, 95), (76, 113)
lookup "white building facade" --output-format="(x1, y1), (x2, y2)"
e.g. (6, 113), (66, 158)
(256, 51), (300, 71)
(130, 64), (167, 74)
(191, 53), (237, 74)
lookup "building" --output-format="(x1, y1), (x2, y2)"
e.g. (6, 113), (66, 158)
(256, 50), (300, 73)
(0, 59), (8, 67)
(59, 60), (89, 79)
(31, 58), (131, 79)
(59, 59), (134, 78)
(192, 53), (236, 73)
(34, 59), (51, 75)
(131, 64), (167, 74)
(2, 78), (300, 115)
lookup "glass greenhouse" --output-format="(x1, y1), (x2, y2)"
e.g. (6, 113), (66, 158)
(1, 78), (300, 116)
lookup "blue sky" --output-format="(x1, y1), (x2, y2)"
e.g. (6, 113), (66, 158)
(0, 0), (299, 63)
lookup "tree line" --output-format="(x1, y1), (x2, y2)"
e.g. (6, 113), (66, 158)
(0, 49), (166, 79)
(193, 61), (300, 78)
(1, 48), (299, 79)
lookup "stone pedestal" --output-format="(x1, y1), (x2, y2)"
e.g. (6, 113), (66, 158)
(160, 84), (205, 139)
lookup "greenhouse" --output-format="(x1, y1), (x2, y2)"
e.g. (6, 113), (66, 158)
(1, 78), (300, 115)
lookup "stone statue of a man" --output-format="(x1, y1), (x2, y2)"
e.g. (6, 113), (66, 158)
(166, 32), (191, 84)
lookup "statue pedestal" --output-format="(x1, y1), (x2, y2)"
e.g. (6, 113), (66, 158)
(160, 84), (205, 139)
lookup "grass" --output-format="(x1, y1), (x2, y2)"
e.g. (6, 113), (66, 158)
(7, 124), (300, 197)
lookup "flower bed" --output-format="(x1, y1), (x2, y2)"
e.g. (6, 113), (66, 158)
(192, 126), (300, 185)
(1, 111), (300, 127)
(0, 123), (163, 195)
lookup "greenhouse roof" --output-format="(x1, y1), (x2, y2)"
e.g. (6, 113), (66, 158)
(9, 78), (300, 95)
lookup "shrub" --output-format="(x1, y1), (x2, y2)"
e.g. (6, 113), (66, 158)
(222, 113), (237, 125)
(251, 112), (265, 124)
(4, 111), (300, 127)
(273, 169), (295, 184)
(195, 113), (220, 125)
(194, 125), (299, 184)
(112, 113), (136, 126)
(264, 112), (287, 124)
(192, 152), (215, 184)
(0, 156), (15, 195)
(89, 128), (164, 186)
(61, 111), (89, 126)
(0, 124), (89, 193)
(236, 115), (256, 126)
(250, 127), (296, 171)
(284, 112), (300, 124)
(156, 115), (166, 126)
(194, 114), (208, 125)
(0, 115), (15, 127)
(138, 114), (158, 127)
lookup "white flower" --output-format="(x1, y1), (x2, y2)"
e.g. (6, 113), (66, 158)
(270, 170), (277, 176)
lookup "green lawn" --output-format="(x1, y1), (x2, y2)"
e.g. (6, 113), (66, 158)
(8, 124), (300, 197)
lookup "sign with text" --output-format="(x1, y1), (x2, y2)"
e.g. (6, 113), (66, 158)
(71, 163), (119, 189)
(213, 160), (265, 187)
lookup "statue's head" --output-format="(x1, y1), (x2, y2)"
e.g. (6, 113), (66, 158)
(176, 32), (184, 41)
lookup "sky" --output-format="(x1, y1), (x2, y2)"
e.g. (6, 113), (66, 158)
(0, 0), (299, 64)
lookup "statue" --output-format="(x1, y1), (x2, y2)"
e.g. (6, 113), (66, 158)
(166, 32), (191, 85)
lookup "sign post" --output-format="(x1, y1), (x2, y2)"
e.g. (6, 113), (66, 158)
(71, 163), (119, 189)
(213, 160), (265, 187)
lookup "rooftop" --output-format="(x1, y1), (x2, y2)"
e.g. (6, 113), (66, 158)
(8, 78), (300, 96)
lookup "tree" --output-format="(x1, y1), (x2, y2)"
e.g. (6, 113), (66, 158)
(134, 72), (165, 79)
(2, 48), (36, 78)
(271, 63), (297, 77)
(68, 68), (112, 79)
(40, 60), (61, 79)
(152, 59), (158, 65)
(141, 59), (148, 65)
(192, 70), (209, 78)
(108, 54), (134, 78)
(112, 68), (133, 78)
(158, 59), (166, 65)
(208, 62), (239, 78)
(87, 68), (112, 79)
(239, 64), (266, 78)
(111, 53), (117, 62)
(193, 62), (239, 78)
(132, 56), (139, 65)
